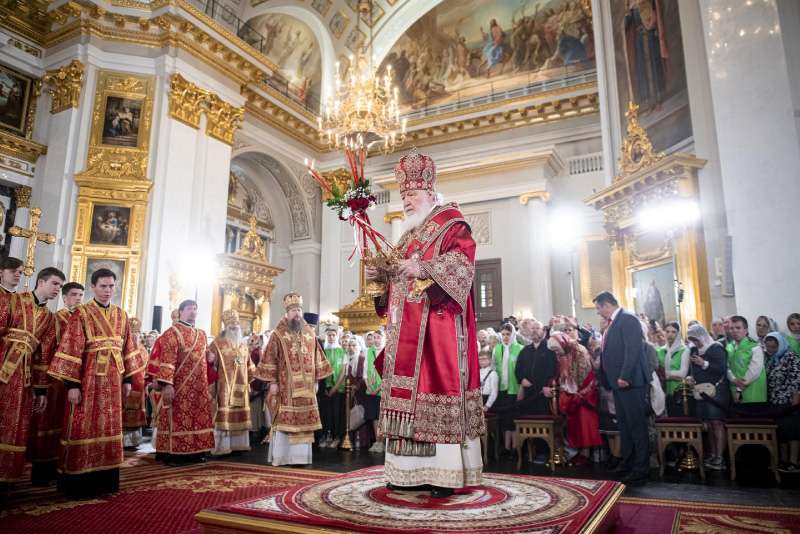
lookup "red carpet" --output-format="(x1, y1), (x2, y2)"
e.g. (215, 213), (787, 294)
(0, 456), (333, 534)
(201, 466), (623, 533)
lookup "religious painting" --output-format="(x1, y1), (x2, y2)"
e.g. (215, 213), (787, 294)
(345, 29), (366, 53)
(101, 95), (143, 147)
(0, 63), (35, 137)
(329, 11), (350, 39)
(378, 0), (595, 110)
(357, 2), (384, 27)
(611, 0), (692, 153)
(84, 258), (126, 307)
(89, 204), (131, 246)
(242, 13), (321, 111)
(311, 0), (332, 17)
(631, 259), (677, 327)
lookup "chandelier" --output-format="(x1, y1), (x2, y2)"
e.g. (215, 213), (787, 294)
(317, 0), (406, 153)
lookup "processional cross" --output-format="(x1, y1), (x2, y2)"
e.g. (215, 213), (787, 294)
(9, 207), (56, 288)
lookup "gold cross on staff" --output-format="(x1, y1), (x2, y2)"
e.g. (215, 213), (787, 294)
(9, 207), (56, 287)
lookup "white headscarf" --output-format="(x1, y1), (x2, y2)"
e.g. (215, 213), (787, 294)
(665, 324), (686, 364)
(686, 324), (718, 355)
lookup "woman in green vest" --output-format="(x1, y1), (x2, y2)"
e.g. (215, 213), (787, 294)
(726, 316), (767, 403)
(493, 322), (524, 456)
(322, 328), (348, 448)
(786, 313), (800, 356)
(658, 322), (689, 415)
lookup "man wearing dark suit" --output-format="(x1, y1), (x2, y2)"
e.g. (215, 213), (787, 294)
(595, 292), (650, 485)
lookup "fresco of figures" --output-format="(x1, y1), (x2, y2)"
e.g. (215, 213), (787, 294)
(378, 0), (595, 110)
(242, 13), (321, 110)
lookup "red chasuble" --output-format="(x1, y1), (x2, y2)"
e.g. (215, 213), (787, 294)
(154, 322), (214, 454)
(47, 300), (146, 475)
(27, 308), (71, 468)
(375, 203), (484, 455)
(0, 292), (55, 481)
(123, 338), (148, 431)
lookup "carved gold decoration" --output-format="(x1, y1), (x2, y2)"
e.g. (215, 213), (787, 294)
(615, 102), (665, 182)
(0, 131), (47, 164)
(69, 175), (152, 316)
(42, 60), (85, 114)
(320, 169), (351, 202)
(9, 207), (56, 283)
(335, 260), (385, 334)
(236, 216), (268, 262)
(519, 190), (550, 205)
(167, 74), (243, 145)
(384, 210), (404, 223)
(14, 186), (32, 208)
(78, 70), (155, 181)
(0, 0), (50, 44)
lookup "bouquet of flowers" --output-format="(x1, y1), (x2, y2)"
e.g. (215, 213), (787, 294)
(306, 146), (395, 268)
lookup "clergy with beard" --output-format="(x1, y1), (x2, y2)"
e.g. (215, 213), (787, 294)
(515, 319), (558, 417)
(209, 309), (255, 456)
(367, 149), (484, 499)
(253, 293), (332, 466)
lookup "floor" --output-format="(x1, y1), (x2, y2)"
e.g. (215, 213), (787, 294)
(197, 437), (800, 508)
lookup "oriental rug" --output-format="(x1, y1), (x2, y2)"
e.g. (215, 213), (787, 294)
(0, 457), (333, 534)
(199, 466), (623, 533)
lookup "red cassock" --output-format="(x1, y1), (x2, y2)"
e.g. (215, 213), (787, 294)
(0, 292), (56, 481)
(123, 351), (148, 430)
(374, 204), (485, 454)
(559, 370), (603, 449)
(27, 308), (71, 469)
(47, 301), (146, 475)
(154, 322), (214, 455)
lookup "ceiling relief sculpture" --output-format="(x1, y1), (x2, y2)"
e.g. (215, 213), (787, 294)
(228, 171), (274, 228)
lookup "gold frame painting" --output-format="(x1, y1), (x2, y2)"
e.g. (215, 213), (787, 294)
(79, 70), (155, 181)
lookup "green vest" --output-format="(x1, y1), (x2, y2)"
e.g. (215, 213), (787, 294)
(366, 347), (382, 396)
(726, 337), (767, 402)
(659, 346), (685, 395)
(324, 347), (347, 392)
(494, 342), (523, 395)
(787, 335), (800, 356)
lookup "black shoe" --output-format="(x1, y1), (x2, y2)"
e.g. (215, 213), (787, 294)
(621, 472), (648, 486)
(430, 486), (454, 499)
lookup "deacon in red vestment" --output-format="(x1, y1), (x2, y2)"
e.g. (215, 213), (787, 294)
(154, 300), (214, 464)
(123, 317), (147, 449)
(48, 269), (145, 498)
(367, 149), (484, 498)
(0, 268), (64, 491)
(27, 281), (83, 486)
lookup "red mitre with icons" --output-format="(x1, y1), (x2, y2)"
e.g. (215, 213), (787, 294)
(394, 148), (436, 194)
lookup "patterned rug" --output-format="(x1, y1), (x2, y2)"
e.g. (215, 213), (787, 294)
(0, 455), (333, 534)
(203, 466), (623, 533)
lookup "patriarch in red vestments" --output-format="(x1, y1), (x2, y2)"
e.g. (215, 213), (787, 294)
(367, 149), (484, 498)
(0, 267), (65, 492)
(153, 299), (214, 464)
(48, 268), (145, 499)
(27, 281), (83, 486)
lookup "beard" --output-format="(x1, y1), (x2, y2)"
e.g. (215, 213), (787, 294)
(399, 199), (437, 235)
(225, 325), (242, 345)
(288, 317), (304, 333)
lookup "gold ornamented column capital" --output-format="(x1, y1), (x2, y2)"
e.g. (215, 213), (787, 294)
(384, 210), (405, 223)
(205, 94), (244, 146)
(519, 190), (550, 205)
(320, 168), (351, 202)
(43, 59), (85, 114)
(168, 73), (210, 129)
(14, 186), (32, 208)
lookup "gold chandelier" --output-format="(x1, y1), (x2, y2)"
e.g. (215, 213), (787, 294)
(317, 0), (406, 153)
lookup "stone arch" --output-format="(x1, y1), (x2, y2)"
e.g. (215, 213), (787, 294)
(370, 0), (444, 64)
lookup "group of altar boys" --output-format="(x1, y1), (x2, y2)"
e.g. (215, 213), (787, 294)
(0, 255), (388, 505)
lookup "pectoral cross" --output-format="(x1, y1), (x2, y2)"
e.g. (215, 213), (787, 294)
(9, 207), (56, 287)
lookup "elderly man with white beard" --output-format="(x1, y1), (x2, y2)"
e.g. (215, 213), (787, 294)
(209, 309), (256, 456)
(366, 149), (484, 499)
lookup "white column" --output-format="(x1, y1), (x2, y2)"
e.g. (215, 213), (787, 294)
(699, 1), (800, 320)
(319, 206), (342, 320)
(522, 193), (553, 321)
(386, 211), (404, 244)
(289, 240), (322, 315)
(8, 186), (31, 259)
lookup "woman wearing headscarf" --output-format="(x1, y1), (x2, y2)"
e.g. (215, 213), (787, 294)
(786, 313), (800, 355)
(493, 322), (524, 456)
(755, 316), (780, 348)
(660, 322), (689, 416)
(764, 332), (800, 471)
(548, 331), (602, 465)
(686, 323), (730, 471)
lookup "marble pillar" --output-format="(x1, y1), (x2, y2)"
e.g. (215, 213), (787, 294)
(385, 210), (404, 245)
(8, 186), (31, 260)
(289, 241), (322, 315)
(521, 192), (553, 321)
(319, 207), (342, 320)
(699, 0), (800, 320)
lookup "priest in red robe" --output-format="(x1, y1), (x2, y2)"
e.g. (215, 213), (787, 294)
(48, 268), (145, 498)
(367, 149), (484, 498)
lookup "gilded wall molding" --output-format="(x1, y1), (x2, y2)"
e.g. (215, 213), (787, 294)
(14, 185), (32, 208)
(42, 59), (85, 114)
(320, 168), (351, 202)
(615, 102), (665, 182)
(79, 70), (155, 181)
(167, 74), (243, 145)
(383, 210), (404, 223)
(519, 191), (550, 205)
(0, 131), (47, 164)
